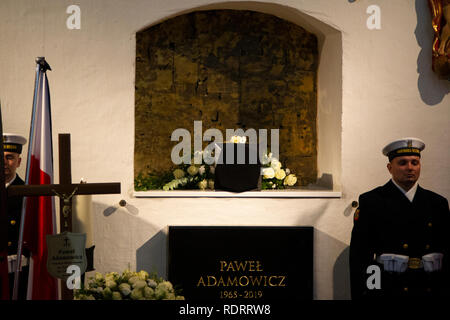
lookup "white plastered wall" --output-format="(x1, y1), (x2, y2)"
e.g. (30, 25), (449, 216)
(0, 0), (449, 299)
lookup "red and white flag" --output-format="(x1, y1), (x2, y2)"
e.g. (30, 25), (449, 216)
(22, 60), (58, 299)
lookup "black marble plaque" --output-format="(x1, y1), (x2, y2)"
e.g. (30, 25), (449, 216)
(168, 226), (313, 301)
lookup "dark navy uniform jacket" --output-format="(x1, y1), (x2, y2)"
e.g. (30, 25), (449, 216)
(350, 180), (450, 299)
(6, 175), (26, 256)
(6, 175), (30, 299)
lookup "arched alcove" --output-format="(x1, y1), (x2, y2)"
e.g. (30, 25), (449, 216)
(134, 3), (342, 192)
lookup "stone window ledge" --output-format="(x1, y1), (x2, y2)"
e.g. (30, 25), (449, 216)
(133, 189), (342, 198)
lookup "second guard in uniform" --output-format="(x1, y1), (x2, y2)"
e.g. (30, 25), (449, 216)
(3, 133), (29, 299)
(350, 137), (449, 299)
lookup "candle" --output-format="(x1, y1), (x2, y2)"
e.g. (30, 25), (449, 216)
(72, 193), (94, 248)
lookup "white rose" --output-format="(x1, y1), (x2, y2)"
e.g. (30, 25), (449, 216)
(230, 136), (239, 143)
(271, 159), (281, 171)
(144, 286), (155, 299)
(105, 279), (117, 290)
(137, 270), (149, 281)
(229, 136), (246, 143)
(102, 287), (112, 299)
(94, 272), (104, 282)
(130, 287), (144, 300)
(105, 272), (119, 281)
(198, 179), (207, 190)
(283, 174), (297, 186)
(158, 281), (173, 292)
(187, 165), (199, 176)
(128, 276), (139, 286)
(275, 169), (286, 180)
(133, 280), (147, 290)
(119, 283), (131, 296)
(165, 292), (176, 300)
(198, 165), (205, 175)
(154, 281), (173, 300)
(121, 269), (134, 282)
(147, 279), (157, 289)
(262, 167), (275, 179)
(94, 287), (103, 294)
(112, 291), (122, 300)
(173, 169), (185, 179)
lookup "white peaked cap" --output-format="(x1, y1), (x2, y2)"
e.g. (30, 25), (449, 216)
(382, 137), (425, 160)
(3, 133), (27, 154)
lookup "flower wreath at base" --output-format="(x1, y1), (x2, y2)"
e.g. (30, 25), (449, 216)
(74, 269), (184, 300)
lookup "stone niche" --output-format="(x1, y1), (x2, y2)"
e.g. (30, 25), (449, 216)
(135, 10), (318, 187)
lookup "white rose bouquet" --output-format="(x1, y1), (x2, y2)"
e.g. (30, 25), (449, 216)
(162, 151), (216, 191)
(74, 269), (184, 300)
(261, 153), (298, 190)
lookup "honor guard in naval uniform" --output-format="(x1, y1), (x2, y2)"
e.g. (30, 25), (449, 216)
(350, 138), (450, 299)
(3, 133), (29, 299)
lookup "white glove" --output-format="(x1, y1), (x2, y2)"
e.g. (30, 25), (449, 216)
(379, 254), (409, 273)
(393, 254), (409, 273)
(422, 253), (444, 272)
(379, 253), (395, 272)
(7, 255), (28, 273)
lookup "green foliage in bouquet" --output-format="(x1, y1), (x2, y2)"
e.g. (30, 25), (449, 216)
(74, 269), (184, 300)
(134, 171), (174, 191)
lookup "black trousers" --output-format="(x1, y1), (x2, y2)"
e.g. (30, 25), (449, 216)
(8, 266), (29, 300)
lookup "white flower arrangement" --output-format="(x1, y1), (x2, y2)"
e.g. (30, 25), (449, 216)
(162, 152), (216, 191)
(261, 153), (298, 190)
(74, 269), (184, 300)
(158, 147), (298, 191)
(229, 135), (247, 143)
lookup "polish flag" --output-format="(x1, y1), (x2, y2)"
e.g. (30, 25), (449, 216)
(22, 62), (58, 300)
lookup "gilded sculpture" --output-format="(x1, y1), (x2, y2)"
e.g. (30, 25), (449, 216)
(429, 0), (450, 79)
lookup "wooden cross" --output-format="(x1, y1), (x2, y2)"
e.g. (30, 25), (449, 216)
(8, 133), (121, 229)
(6, 133), (121, 300)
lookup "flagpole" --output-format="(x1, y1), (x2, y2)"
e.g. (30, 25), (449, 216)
(12, 58), (51, 300)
